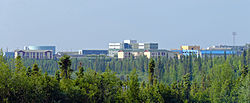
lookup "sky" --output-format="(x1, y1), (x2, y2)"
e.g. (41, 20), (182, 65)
(0, 0), (249, 51)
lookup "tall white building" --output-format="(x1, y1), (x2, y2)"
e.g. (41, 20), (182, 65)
(123, 40), (137, 44)
(109, 43), (122, 49)
(108, 40), (159, 57)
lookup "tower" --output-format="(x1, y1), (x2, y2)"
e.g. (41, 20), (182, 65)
(232, 32), (237, 46)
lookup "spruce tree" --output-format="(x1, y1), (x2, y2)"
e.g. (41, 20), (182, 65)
(32, 63), (40, 75)
(148, 59), (155, 85)
(58, 55), (72, 79)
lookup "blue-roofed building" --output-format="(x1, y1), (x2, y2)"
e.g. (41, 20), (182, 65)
(182, 50), (199, 56)
(170, 44), (244, 58)
(200, 50), (236, 55)
(79, 50), (108, 56)
(171, 49), (238, 58)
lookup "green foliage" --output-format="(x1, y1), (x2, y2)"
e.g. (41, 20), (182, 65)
(127, 69), (140, 102)
(0, 49), (249, 102)
(58, 55), (73, 79)
(148, 59), (155, 85)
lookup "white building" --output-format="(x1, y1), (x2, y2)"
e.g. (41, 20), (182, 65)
(109, 43), (122, 49)
(139, 43), (145, 49)
(123, 40), (137, 44)
(118, 49), (175, 59)
(108, 40), (159, 57)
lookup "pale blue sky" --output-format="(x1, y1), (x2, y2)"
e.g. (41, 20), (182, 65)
(0, 0), (249, 51)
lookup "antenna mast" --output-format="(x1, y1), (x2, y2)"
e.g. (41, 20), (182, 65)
(232, 32), (237, 46)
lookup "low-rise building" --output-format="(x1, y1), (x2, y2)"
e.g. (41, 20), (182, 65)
(207, 45), (246, 51)
(108, 40), (159, 57)
(118, 50), (144, 59)
(144, 43), (158, 50)
(181, 45), (200, 50)
(56, 51), (82, 58)
(171, 45), (243, 58)
(15, 50), (53, 59)
(24, 46), (56, 54)
(79, 50), (108, 56)
(118, 49), (174, 59)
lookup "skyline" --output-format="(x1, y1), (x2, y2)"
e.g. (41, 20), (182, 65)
(2, 40), (249, 52)
(0, 0), (249, 51)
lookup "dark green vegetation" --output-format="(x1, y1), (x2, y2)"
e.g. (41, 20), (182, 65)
(0, 49), (249, 103)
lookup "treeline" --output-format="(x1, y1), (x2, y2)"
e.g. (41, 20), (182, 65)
(0, 49), (249, 102)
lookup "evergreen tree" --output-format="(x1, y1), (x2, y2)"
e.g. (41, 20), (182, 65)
(128, 69), (140, 102)
(32, 63), (40, 76)
(26, 66), (32, 77)
(58, 55), (72, 79)
(148, 59), (155, 85)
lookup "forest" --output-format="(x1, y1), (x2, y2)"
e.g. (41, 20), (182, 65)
(0, 49), (249, 103)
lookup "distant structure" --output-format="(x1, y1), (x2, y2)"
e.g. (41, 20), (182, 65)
(181, 45), (200, 50)
(12, 46), (56, 59)
(79, 50), (108, 56)
(24, 46), (56, 54)
(232, 32), (237, 46)
(15, 50), (53, 59)
(118, 49), (174, 59)
(108, 40), (174, 59)
(56, 51), (81, 58)
(172, 44), (248, 58)
(108, 40), (160, 57)
(55, 49), (108, 58)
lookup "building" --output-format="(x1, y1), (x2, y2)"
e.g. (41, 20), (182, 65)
(118, 49), (174, 59)
(108, 40), (159, 57)
(182, 50), (200, 56)
(144, 50), (174, 58)
(200, 50), (236, 57)
(123, 40), (137, 44)
(109, 43), (122, 49)
(118, 50), (144, 59)
(144, 43), (158, 50)
(108, 49), (120, 57)
(79, 50), (108, 56)
(207, 45), (246, 51)
(15, 50), (53, 59)
(171, 45), (243, 58)
(181, 45), (200, 50)
(24, 46), (56, 54)
(56, 51), (82, 58)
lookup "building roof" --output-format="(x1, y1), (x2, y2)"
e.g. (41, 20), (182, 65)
(117, 49), (170, 52)
(15, 50), (53, 52)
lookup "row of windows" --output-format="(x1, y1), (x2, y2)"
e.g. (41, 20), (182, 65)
(17, 52), (53, 59)
(151, 52), (166, 56)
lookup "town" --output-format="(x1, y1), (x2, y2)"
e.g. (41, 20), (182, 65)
(3, 39), (250, 59)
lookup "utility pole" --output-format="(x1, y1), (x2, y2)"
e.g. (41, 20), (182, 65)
(232, 32), (237, 46)
(232, 32), (237, 55)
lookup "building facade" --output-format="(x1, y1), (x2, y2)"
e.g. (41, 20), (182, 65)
(79, 50), (108, 56)
(207, 45), (246, 51)
(144, 43), (158, 50)
(108, 40), (159, 57)
(15, 50), (53, 59)
(171, 45), (243, 58)
(24, 46), (56, 54)
(108, 43), (122, 49)
(118, 49), (174, 59)
(181, 45), (200, 50)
